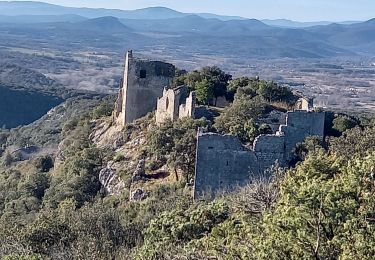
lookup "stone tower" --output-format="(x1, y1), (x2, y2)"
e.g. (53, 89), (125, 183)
(115, 50), (176, 126)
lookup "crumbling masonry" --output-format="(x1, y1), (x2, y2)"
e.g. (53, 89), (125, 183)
(155, 85), (196, 125)
(194, 110), (325, 198)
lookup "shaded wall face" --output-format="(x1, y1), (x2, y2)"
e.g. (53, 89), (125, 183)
(179, 91), (196, 119)
(124, 60), (175, 123)
(254, 135), (286, 169)
(283, 111), (325, 160)
(114, 87), (123, 118)
(194, 111), (326, 198)
(194, 134), (259, 198)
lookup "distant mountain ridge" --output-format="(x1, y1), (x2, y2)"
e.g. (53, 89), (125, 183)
(0, 1), (362, 26)
(0, 1), (374, 128)
(261, 19), (362, 28)
(306, 20), (375, 55)
(120, 15), (269, 35)
(0, 14), (86, 24)
(0, 1), (202, 20)
(73, 16), (131, 33)
(0, 1), (374, 59)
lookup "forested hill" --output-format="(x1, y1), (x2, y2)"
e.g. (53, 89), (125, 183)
(0, 73), (374, 258)
(0, 85), (63, 128)
(0, 63), (61, 128)
(0, 63), (94, 128)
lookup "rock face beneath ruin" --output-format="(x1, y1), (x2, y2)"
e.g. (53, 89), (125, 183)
(132, 159), (146, 182)
(89, 115), (153, 198)
(99, 161), (126, 195)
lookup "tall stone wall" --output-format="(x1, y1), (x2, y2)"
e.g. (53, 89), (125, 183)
(194, 132), (259, 198)
(117, 51), (175, 126)
(280, 111), (325, 161)
(253, 134), (286, 170)
(194, 110), (325, 198)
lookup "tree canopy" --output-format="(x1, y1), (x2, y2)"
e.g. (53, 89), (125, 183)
(174, 66), (232, 105)
(214, 94), (269, 142)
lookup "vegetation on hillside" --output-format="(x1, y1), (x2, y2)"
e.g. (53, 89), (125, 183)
(1, 114), (374, 258)
(1, 64), (375, 259)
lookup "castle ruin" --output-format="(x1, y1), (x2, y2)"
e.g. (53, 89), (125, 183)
(194, 110), (325, 198)
(155, 85), (196, 125)
(114, 51), (176, 126)
(114, 51), (196, 126)
(112, 51), (326, 199)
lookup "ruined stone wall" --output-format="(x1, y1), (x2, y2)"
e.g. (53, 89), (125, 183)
(155, 88), (181, 123)
(253, 134), (286, 170)
(156, 85), (196, 125)
(296, 97), (314, 111)
(179, 91), (196, 120)
(194, 132), (259, 198)
(117, 51), (175, 125)
(194, 111), (325, 198)
(280, 111), (325, 161)
(257, 110), (287, 133)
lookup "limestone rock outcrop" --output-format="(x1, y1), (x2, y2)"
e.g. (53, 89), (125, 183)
(131, 159), (146, 182)
(130, 188), (147, 201)
(99, 161), (126, 195)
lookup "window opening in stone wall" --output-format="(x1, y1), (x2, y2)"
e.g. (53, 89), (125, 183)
(140, 70), (147, 79)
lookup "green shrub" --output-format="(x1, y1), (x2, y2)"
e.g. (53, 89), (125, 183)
(33, 155), (54, 172)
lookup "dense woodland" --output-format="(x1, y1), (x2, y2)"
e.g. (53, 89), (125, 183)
(0, 66), (375, 259)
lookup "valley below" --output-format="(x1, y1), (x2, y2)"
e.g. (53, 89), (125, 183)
(2, 44), (374, 113)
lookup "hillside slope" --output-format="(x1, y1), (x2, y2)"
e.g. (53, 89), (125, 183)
(0, 84), (63, 128)
(307, 20), (375, 54)
(0, 62), (98, 129)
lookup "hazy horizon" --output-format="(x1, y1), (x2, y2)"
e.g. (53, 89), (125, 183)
(1, 0), (375, 22)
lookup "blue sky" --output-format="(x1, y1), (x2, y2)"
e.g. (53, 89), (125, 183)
(6, 0), (375, 21)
